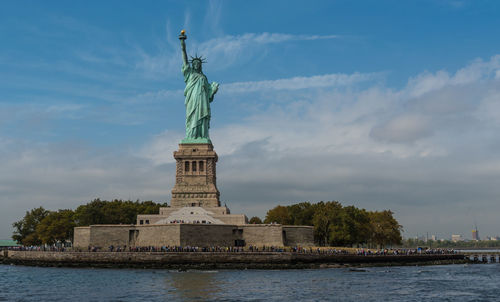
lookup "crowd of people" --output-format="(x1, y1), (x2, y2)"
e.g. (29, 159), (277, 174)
(6, 246), (68, 252)
(355, 248), (457, 255)
(168, 220), (213, 224)
(7, 244), (456, 255)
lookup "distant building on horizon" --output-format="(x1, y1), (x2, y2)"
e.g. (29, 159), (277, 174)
(415, 235), (426, 241)
(451, 234), (463, 242)
(472, 225), (480, 241)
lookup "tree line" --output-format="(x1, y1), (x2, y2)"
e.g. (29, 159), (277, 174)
(251, 201), (402, 248)
(12, 199), (166, 246)
(12, 199), (402, 248)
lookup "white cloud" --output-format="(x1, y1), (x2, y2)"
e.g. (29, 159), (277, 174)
(406, 70), (451, 98)
(3, 54), (500, 240)
(370, 114), (433, 143)
(134, 55), (500, 238)
(0, 141), (175, 238)
(406, 55), (500, 98)
(475, 91), (500, 125)
(140, 56), (500, 165)
(137, 130), (184, 165)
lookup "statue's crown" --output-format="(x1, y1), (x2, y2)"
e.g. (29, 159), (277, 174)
(189, 54), (207, 63)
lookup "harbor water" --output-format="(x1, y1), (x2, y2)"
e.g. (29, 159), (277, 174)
(0, 263), (499, 301)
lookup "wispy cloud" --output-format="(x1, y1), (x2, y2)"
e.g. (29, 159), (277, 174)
(194, 33), (339, 69)
(133, 71), (381, 102)
(129, 89), (184, 103)
(135, 32), (340, 77)
(45, 104), (84, 114)
(222, 72), (381, 94)
(199, 32), (339, 47)
(203, 0), (224, 36)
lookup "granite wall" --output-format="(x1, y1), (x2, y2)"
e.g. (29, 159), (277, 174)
(73, 227), (90, 248)
(74, 223), (315, 248)
(180, 224), (237, 247)
(241, 225), (284, 246)
(134, 225), (180, 247)
(282, 226), (315, 246)
(88, 225), (132, 248)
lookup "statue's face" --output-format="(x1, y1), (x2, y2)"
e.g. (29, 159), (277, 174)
(192, 60), (202, 72)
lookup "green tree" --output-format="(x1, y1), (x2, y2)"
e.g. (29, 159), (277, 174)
(264, 205), (292, 224)
(369, 210), (403, 248)
(287, 202), (315, 226)
(12, 200), (168, 246)
(37, 209), (76, 244)
(73, 198), (108, 226)
(74, 199), (167, 226)
(262, 200), (403, 247)
(136, 200), (165, 215)
(12, 207), (50, 245)
(249, 216), (262, 224)
(330, 206), (372, 247)
(312, 201), (343, 246)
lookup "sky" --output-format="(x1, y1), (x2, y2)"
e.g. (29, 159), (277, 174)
(1, 0), (500, 240)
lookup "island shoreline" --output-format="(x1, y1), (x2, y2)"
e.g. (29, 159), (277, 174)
(0, 251), (470, 269)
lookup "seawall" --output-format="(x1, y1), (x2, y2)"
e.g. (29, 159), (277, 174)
(1, 251), (468, 269)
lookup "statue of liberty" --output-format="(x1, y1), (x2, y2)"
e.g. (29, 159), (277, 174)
(179, 30), (219, 144)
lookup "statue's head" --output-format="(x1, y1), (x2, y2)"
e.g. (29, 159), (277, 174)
(192, 58), (202, 72)
(190, 55), (206, 72)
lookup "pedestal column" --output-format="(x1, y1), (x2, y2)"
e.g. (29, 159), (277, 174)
(170, 143), (220, 208)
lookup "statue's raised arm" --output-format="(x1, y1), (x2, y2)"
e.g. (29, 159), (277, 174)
(179, 29), (188, 66)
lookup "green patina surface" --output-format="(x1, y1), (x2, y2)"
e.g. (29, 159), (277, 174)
(181, 137), (212, 144)
(0, 240), (20, 247)
(179, 30), (219, 144)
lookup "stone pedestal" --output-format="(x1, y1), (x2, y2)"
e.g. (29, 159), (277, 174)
(170, 143), (220, 208)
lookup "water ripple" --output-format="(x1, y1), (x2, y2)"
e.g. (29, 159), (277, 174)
(0, 264), (499, 301)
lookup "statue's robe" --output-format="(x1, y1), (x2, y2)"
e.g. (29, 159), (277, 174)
(182, 63), (216, 139)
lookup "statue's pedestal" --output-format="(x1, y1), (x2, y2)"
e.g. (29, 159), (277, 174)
(170, 143), (220, 208)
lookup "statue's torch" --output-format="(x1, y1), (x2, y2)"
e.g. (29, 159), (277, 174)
(179, 29), (187, 40)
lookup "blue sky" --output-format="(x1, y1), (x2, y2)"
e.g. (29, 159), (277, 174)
(2, 0), (500, 240)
